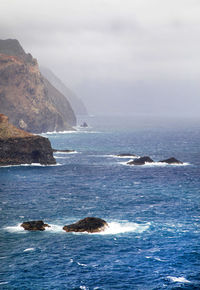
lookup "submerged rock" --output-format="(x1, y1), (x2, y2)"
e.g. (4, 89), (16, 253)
(127, 156), (154, 165)
(63, 217), (108, 233)
(159, 157), (183, 164)
(21, 220), (50, 231)
(53, 149), (75, 153)
(117, 153), (137, 157)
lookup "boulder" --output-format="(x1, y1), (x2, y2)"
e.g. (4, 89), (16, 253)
(127, 156), (154, 165)
(21, 220), (50, 231)
(63, 217), (108, 233)
(159, 157), (183, 164)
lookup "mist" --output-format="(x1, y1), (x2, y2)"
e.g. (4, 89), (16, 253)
(0, 0), (200, 117)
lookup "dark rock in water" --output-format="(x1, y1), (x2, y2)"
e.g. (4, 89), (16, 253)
(21, 220), (50, 231)
(127, 156), (154, 165)
(0, 114), (56, 166)
(117, 153), (137, 157)
(80, 122), (88, 128)
(159, 157), (183, 164)
(63, 217), (108, 233)
(53, 149), (75, 153)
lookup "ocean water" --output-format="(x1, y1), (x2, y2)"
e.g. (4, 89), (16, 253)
(0, 115), (200, 289)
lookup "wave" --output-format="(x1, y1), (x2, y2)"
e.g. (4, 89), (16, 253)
(4, 221), (150, 235)
(104, 154), (139, 159)
(120, 161), (190, 167)
(167, 276), (191, 283)
(98, 221), (150, 235)
(23, 248), (35, 252)
(54, 151), (78, 155)
(41, 130), (101, 136)
(0, 163), (62, 168)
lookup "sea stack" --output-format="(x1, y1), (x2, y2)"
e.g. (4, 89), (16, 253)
(63, 217), (108, 233)
(0, 114), (56, 166)
(21, 220), (50, 231)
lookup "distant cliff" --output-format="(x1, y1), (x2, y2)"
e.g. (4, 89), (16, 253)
(41, 67), (88, 116)
(0, 39), (76, 133)
(0, 114), (56, 166)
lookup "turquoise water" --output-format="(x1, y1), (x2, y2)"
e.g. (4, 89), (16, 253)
(0, 116), (200, 289)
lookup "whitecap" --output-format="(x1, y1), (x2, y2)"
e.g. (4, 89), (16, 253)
(93, 221), (150, 235)
(0, 282), (8, 285)
(77, 262), (87, 267)
(23, 248), (35, 252)
(121, 161), (190, 167)
(4, 224), (25, 233)
(104, 154), (139, 159)
(0, 163), (62, 168)
(167, 276), (191, 283)
(54, 151), (78, 154)
(45, 224), (64, 233)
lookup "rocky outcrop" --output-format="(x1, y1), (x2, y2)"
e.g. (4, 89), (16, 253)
(53, 149), (75, 153)
(127, 156), (154, 165)
(40, 66), (88, 116)
(0, 114), (56, 165)
(159, 157), (183, 164)
(63, 217), (108, 233)
(21, 220), (50, 231)
(0, 39), (76, 133)
(80, 122), (88, 128)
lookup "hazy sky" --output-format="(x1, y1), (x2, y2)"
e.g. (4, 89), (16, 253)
(0, 0), (200, 116)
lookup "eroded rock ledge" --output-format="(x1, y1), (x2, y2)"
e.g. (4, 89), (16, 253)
(0, 114), (56, 166)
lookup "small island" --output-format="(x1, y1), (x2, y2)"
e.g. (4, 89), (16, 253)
(0, 114), (56, 166)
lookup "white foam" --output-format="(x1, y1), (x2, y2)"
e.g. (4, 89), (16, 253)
(5, 224), (25, 233)
(105, 155), (139, 159)
(23, 248), (35, 252)
(96, 221), (150, 235)
(40, 130), (76, 135)
(0, 282), (8, 285)
(54, 151), (78, 154)
(122, 161), (190, 167)
(77, 262), (87, 267)
(167, 276), (191, 283)
(0, 163), (62, 168)
(41, 130), (100, 135)
(45, 224), (64, 233)
(4, 221), (150, 235)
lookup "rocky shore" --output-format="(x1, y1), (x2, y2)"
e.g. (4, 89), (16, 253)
(0, 114), (56, 166)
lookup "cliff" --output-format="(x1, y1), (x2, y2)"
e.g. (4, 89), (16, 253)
(0, 39), (76, 133)
(41, 67), (88, 116)
(0, 114), (56, 165)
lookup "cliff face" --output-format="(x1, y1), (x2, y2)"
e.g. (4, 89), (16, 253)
(41, 67), (88, 116)
(0, 114), (56, 165)
(0, 39), (76, 133)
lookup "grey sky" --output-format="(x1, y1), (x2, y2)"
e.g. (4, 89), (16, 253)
(0, 0), (200, 116)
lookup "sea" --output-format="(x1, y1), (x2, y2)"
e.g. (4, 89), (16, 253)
(0, 115), (200, 289)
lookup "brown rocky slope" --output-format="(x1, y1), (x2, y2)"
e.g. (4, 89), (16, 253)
(0, 114), (56, 166)
(0, 39), (76, 133)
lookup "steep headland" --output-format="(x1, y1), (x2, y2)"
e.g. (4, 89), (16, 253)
(0, 39), (76, 133)
(41, 67), (88, 116)
(0, 114), (56, 166)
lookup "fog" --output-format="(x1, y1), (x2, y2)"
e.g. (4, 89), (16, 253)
(0, 0), (200, 117)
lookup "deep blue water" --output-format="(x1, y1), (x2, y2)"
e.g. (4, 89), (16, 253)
(0, 116), (200, 289)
